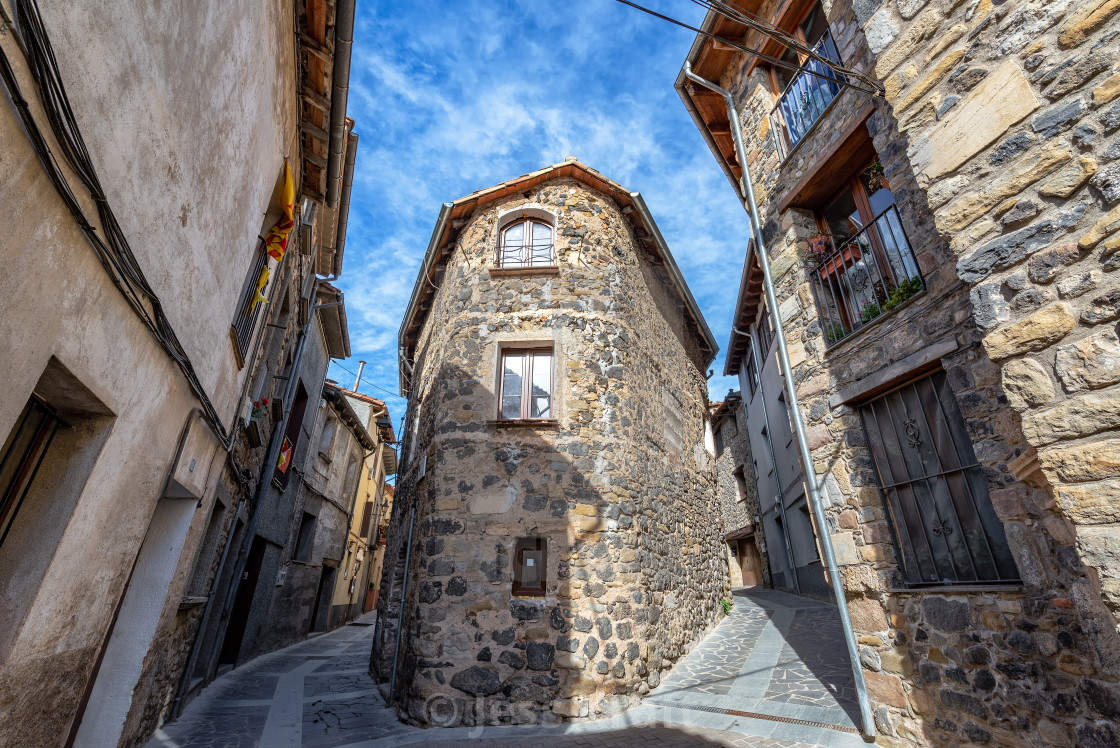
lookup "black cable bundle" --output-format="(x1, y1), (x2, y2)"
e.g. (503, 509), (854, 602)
(2, 0), (234, 452)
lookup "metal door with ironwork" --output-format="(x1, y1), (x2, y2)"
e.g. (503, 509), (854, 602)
(859, 371), (1019, 587)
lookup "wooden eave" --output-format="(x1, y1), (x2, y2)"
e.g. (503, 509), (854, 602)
(679, 0), (819, 191)
(725, 253), (766, 376)
(298, 0), (336, 203)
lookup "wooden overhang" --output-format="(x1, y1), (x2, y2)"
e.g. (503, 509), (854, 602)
(298, 0), (336, 205)
(675, 0), (818, 197)
(725, 250), (766, 376)
(297, 0), (358, 277)
(397, 160), (720, 395)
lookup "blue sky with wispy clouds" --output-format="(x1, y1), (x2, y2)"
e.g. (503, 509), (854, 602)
(328, 0), (750, 439)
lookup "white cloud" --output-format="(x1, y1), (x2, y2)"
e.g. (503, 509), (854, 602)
(336, 0), (752, 426)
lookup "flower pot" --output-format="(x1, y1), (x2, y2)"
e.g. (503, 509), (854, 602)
(817, 243), (864, 280)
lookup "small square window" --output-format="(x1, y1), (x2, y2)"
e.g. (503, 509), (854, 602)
(513, 537), (546, 596)
(499, 349), (553, 420)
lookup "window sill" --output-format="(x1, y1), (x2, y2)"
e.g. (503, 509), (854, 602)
(489, 265), (560, 278)
(822, 288), (927, 355)
(512, 591), (546, 599)
(886, 583), (1023, 595)
(489, 419), (560, 429)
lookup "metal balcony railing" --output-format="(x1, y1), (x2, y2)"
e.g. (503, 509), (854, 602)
(808, 205), (923, 346)
(769, 31), (844, 159)
(498, 242), (554, 268)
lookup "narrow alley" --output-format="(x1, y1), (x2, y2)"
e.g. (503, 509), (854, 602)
(149, 589), (863, 747)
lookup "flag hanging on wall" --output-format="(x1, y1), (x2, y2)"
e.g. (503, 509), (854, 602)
(247, 266), (270, 315)
(264, 160), (295, 262)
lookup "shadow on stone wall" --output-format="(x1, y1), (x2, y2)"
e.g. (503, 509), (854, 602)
(373, 344), (725, 727)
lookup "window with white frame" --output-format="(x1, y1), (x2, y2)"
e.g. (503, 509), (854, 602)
(499, 218), (554, 268)
(499, 348), (553, 420)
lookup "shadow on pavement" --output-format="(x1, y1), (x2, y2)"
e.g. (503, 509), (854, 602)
(732, 586), (860, 726)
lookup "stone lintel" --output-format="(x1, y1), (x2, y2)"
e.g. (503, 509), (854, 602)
(828, 338), (958, 408)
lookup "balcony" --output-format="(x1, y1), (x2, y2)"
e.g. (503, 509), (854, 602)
(769, 31), (844, 160)
(807, 205), (923, 346)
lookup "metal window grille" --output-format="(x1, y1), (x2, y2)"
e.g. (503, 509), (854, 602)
(231, 239), (269, 357)
(769, 30), (844, 159)
(757, 304), (774, 356)
(744, 350), (758, 398)
(0, 398), (62, 549)
(859, 372), (1019, 587)
(810, 205), (923, 346)
(498, 219), (554, 268)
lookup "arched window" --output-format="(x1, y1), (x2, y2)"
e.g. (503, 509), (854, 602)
(499, 218), (553, 268)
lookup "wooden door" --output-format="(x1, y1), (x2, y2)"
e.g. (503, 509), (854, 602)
(739, 540), (763, 587)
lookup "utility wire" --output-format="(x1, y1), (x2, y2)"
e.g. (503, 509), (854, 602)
(329, 360), (406, 401)
(611, 0), (883, 97)
(691, 0), (883, 93)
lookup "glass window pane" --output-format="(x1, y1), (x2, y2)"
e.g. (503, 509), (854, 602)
(531, 353), (552, 418)
(501, 223), (526, 267)
(502, 354), (524, 419)
(800, 3), (828, 47)
(822, 187), (861, 244)
(531, 222), (551, 244)
(502, 222), (524, 245)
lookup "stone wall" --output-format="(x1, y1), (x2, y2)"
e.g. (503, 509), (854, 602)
(712, 399), (771, 587)
(374, 175), (728, 726)
(706, 0), (1120, 744)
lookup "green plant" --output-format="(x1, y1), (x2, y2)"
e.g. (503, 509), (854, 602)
(721, 598), (733, 616)
(859, 300), (881, 323)
(824, 322), (849, 345)
(859, 277), (922, 324)
(864, 159), (887, 191)
(881, 276), (923, 314)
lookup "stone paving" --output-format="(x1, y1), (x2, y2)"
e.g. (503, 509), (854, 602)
(148, 588), (867, 748)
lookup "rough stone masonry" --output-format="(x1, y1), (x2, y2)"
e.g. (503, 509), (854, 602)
(372, 163), (729, 727)
(680, 0), (1120, 745)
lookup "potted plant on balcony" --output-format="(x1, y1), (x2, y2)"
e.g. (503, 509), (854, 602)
(864, 160), (888, 192)
(805, 231), (833, 266)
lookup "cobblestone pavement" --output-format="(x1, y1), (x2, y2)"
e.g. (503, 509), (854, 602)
(149, 589), (867, 748)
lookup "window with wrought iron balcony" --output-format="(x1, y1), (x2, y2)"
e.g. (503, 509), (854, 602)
(806, 162), (924, 346)
(765, 2), (845, 160)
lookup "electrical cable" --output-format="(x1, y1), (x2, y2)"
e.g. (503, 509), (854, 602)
(329, 360), (406, 401)
(4, 0), (236, 454)
(691, 0), (883, 93)
(611, 0), (883, 97)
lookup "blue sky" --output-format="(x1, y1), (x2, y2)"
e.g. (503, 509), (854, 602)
(328, 0), (751, 442)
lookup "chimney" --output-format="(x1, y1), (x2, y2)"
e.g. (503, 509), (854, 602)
(353, 360), (366, 390)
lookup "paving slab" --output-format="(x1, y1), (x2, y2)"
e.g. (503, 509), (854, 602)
(149, 587), (868, 748)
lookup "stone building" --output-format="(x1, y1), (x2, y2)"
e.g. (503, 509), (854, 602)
(372, 159), (728, 726)
(328, 388), (397, 625)
(679, 0), (1120, 745)
(0, 1), (362, 746)
(710, 393), (770, 587)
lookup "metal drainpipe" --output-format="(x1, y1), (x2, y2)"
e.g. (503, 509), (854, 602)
(733, 329), (801, 597)
(683, 63), (876, 739)
(326, 0), (355, 207)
